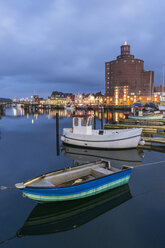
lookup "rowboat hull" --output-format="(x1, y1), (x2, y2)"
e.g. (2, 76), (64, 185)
(18, 167), (131, 203)
(61, 128), (142, 149)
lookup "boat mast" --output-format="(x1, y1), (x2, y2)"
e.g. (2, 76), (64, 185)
(150, 71), (152, 102)
(162, 63), (165, 95)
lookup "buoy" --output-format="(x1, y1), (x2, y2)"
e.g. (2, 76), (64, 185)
(139, 139), (145, 146)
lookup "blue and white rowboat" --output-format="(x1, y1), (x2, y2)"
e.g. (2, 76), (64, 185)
(15, 160), (132, 203)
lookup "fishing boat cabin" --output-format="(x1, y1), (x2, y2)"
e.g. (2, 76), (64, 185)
(72, 114), (94, 135)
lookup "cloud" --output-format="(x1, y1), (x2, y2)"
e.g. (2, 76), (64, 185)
(0, 0), (165, 98)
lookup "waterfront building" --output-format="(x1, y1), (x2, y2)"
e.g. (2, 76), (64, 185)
(75, 94), (83, 105)
(154, 86), (165, 95)
(49, 98), (67, 106)
(105, 42), (154, 105)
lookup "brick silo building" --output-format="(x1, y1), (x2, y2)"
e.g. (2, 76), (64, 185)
(105, 42), (154, 104)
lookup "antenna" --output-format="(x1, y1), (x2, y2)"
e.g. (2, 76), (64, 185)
(150, 71), (152, 102)
(163, 63), (165, 94)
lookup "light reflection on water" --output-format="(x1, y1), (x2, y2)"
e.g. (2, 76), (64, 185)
(5, 106), (125, 123)
(0, 108), (165, 248)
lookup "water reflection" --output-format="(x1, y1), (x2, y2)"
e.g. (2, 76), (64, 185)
(62, 145), (144, 168)
(4, 106), (125, 123)
(12, 105), (25, 116)
(140, 145), (165, 154)
(17, 184), (132, 236)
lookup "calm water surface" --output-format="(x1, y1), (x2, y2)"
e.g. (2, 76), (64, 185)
(0, 108), (165, 248)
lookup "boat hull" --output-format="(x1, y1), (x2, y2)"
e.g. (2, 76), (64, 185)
(61, 129), (142, 149)
(128, 114), (164, 120)
(158, 105), (165, 111)
(20, 169), (131, 203)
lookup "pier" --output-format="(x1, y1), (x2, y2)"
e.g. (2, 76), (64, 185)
(104, 117), (165, 145)
(142, 136), (165, 144)
(104, 123), (165, 134)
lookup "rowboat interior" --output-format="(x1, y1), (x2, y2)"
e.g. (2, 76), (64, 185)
(24, 161), (123, 188)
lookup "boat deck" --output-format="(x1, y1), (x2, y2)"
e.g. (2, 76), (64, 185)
(25, 163), (121, 188)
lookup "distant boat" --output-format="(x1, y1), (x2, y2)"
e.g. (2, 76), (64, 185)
(128, 112), (164, 120)
(17, 184), (132, 236)
(64, 105), (74, 110)
(144, 102), (158, 111)
(15, 160), (132, 203)
(128, 103), (164, 120)
(61, 114), (143, 149)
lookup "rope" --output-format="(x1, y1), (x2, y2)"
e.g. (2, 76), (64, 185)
(132, 160), (165, 168)
(0, 235), (17, 245)
(0, 186), (16, 190)
(0, 160), (165, 190)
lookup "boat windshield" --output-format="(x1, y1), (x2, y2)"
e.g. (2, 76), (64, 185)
(87, 117), (93, 126)
(73, 117), (93, 127)
(74, 117), (79, 126)
(81, 117), (88, 126)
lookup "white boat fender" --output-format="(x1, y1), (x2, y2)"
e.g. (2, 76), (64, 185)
(139, 139), (145, 146)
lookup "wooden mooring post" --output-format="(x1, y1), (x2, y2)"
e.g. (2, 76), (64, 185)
(101, 110), (103, 129)
(56, 112), (60, 156)
(94, 110), (96, 129)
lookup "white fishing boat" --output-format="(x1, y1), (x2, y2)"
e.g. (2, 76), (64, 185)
(61, 114), (143, 149)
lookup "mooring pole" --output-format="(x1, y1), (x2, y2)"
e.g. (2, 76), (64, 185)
(94, 110), (96, 130)
(56, 112), (60, 156)
(106, 109), (109, 124)
(101, 110), (103, 129)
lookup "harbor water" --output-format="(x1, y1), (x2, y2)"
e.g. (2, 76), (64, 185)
(0, 107), (165, 248)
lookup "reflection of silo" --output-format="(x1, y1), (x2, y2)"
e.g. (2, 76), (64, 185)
(105, 42), (154, 98)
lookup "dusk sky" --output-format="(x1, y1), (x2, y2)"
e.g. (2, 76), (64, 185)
(0, 0), (165, 99)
